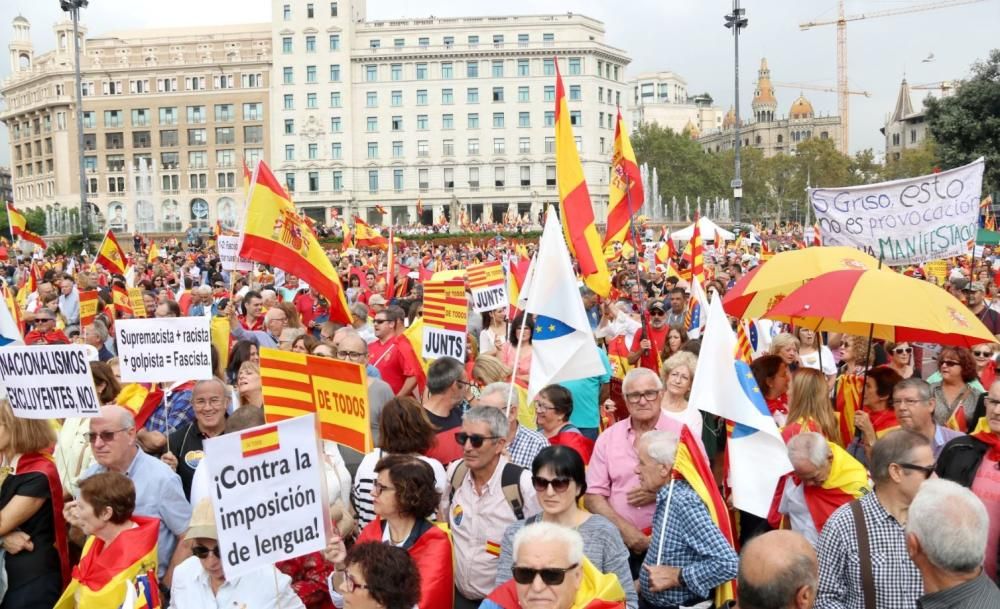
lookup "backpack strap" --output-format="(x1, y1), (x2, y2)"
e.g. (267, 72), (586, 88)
(500, 462), (526, 521)
(849, 500), (876, 609)
(448, 460), (469, 505)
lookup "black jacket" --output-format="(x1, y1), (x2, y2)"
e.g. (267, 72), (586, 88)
(936, 435), (990, 488)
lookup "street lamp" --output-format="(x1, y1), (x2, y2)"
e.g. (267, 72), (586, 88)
(724, 0), (747, 225)
(60, 0), (89, 246)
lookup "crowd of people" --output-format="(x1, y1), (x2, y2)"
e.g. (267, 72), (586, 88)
(0, 227), (999, 609)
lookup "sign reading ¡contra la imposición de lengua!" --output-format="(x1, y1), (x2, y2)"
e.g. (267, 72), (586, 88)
(204, 413), (328, 579)
(0, 344), (101, 419)
(116, 316), (213, 383)
(809, 157), (985, 266)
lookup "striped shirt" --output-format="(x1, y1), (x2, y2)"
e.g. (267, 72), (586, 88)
(350, 449), (446, 532)
(917, 572), (1000, 609)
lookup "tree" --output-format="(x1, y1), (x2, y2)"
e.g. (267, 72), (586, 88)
(925, 49), (1000, 192)
(849, 148), (882, 185)
(630, 122), (728, 205)
(0, 206), (47, 239)
(882, 140), (938, 181)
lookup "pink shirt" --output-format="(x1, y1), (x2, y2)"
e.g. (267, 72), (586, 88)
(971, 456), (1000, 581)
(586, 413), (684, 532)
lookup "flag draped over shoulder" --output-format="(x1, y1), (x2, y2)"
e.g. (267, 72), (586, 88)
(802, 443), (870, 530)
(604, 109), (643, 249)
(95, 229), (128, 276)
(6, 202), (46, 249)
(238, 160), (351, 324)
(482, 557), (625, 609)
(554, 59), (610, 297)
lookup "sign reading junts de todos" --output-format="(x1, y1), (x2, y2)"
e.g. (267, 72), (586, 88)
(115, 316), (214, 383)
(0, 345), (102, 419)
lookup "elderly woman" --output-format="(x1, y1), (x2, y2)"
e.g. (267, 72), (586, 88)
(354, 455), (453, 608)
(930, 346), (983, 432)
(750, 355), (792, 427)
(658, 352), (702, 438)
(236, 361), (264, 409)
(57, 472), (158, 608)
(838, 334), (873, 375)
(324, 541), (421, 609)
(0, 401), (67, 609)
(783, 367), (842, 445)
(496, 446), (638, 608)
(535, 385), (595, 464)
(885, 341), (920, 379)
(770, 333), (801, 370)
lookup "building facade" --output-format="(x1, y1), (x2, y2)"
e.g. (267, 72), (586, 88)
(698, 58), (841, 158)
(881, 78), (935, 162)
(0, 167), (11, 204)
(626, 71), (723, 138)
(271, 0), (631, 226)
(0, 17), (271, 235)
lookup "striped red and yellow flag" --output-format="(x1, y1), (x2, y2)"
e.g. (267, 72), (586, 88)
(241, 425), (280, 457)
(604, 109), (643, 249)
(734, 321), (754, 364)
(554, 58), (610, 297)
(95, 229), (128, 276)
(353, 216), (388, 248)
(485, 540), (501, 557)
(689, 215), (705, 285)
(6, 203), (46, 249)
(833, 374), (863, 447)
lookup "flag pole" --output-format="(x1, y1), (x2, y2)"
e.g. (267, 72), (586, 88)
(5, 203), (14, 245)
(506, 253), (537, 418)
(623, 173), (650, 354)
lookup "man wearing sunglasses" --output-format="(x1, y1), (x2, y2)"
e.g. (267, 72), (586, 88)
(368, 306), (422, 399)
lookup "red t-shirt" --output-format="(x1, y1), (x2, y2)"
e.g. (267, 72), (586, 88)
(293, 292), (316, 328)
(369, 336), (422, 395)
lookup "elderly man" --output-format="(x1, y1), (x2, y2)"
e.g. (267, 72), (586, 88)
(188, 285), (214, 316)
(57, 275), (80, 327)
(83, 319), (115, 361)
(443, 406), (540, 608)
(585, 368), (684, 578)
(72, 405), (192, 583)
(738, 530), (818, 609)
(350, 301), (376, 343)
(893, 378), (964, 458)
(424, 356), (474, 465)
(226, 301), (285, 349)
(24, 307), (69, 345)
(482, 522), (627, 609)
(161, 379), (229, 500)
(816, 429), (934, 609)
(635, 430), (738, 607)
(476, 382), (549, 468)
(368, 293), (387, 315)
(907, 479), (1000, 607)
(368, 305), (422, 397)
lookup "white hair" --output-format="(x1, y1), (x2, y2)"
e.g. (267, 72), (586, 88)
(787, 432), (830, 468)
(641, 430), (679, 466)
(622, 367), (663, 395)
(907, 478), (989, 573)
(512, 522), (584, 566)
(260, 289), (277, 301)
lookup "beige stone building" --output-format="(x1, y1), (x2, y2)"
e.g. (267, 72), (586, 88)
(881, 78), (937, 162)
(626, 71), (724, 138)
(0, 16), (271, 236)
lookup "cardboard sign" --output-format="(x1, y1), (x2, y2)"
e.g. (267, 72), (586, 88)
(259, 348), (372, 453)
(217, 235), (254, 272)
(128, 287), (147, 318)
(115, 316), (213, 383)
(0, 345), (101, 418)
(79, 290), (99, 326)
(924, 260), (948, 285)
(422, 280), (467, 361)
(467, 261), (508, 313)
(204, 414), (328, 578)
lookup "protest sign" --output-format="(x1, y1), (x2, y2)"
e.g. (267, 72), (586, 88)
(115, 316), (213, 383)
(0, 344), (100, 418)
(809, 158), (984, 266)
(217, 235), (254, 272)
(924, 260), (948, 285)
(79, 290), (99, 326)
(259, 348), (372, 453)
(422, 280), (467, 361)
(204, 413), (328, 579)
(467, 261), (508, 313)
(127, 287), (147, 318)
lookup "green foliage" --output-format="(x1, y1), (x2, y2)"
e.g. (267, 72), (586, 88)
(630, 122), (728, 202)
(882, 140), (939, 181)
(0, 207), (47, 238)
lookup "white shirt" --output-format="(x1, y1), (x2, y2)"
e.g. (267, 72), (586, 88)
(778, 478), (819, 545)
(169, 555), (305, 609)
(800, 346), (837, 376)
(661, 405), (704, 440)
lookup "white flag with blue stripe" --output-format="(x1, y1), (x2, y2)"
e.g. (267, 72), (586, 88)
(0, 291), (22, 346)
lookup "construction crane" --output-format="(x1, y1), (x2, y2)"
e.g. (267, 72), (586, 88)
(911, 80), (956, 96)
(799, 0), (987, 154)
(772, 82), (871, 98)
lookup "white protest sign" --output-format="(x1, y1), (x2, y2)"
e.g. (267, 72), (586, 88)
(0, 345), (101, 418)
(116, 316), (213, 383)
(217, 235), (254, 272)
(809, 158), (984, 266)
(204, 414), (328, 579)
(467, 261), (508, 313)
(422, 280), (467, 361)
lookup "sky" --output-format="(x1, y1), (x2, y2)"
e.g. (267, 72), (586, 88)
(0, 0), (997, 168)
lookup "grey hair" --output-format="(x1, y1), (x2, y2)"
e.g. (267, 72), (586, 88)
(513, 521), (584, 566)
(89, 319), (109, 342)
(260, 289), (277, 301)
(427, 356), (465, 395)
(787, 432), (830, 468)
(907, 478), (989, 573)
(622, 367), (663, 395)
(478, 382), (510, 402)
(662, 352), (697, 379)
(106, 405), (135, 429)
(193, 377), (228, 397)
(462, 405), (507, 439)
(892, 377), (932, 402)
(349, 302), (369, 319)
(870, 429), (930, 485)
(641, 430), (679, 466)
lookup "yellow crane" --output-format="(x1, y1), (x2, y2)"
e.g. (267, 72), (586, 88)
(799, 0), (988, 154)
(772, 81), (871, 98)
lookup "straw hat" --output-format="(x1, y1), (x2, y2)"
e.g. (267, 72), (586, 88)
(185, 498), (217, 541)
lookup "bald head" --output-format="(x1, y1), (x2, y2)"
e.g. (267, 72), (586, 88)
(738, 530), (817, 609)
(97, 404), (136, 430)
(338, 332), (367, 355)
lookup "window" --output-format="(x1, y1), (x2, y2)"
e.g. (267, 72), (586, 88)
(244, 126), (263, 143)
(416, 63), (428, 80)
(370, 39), (380, 49)
(306, 66), (317, 83)
(568, 57), (582, 75)
(493, 34), (504, 48)
(366, 65), (377, 81)
(391, 90), (402, 106)
(493, 112), (505, 128)
(544, 85), (555, 102)
(368, 170), (379, 193)
(215, 127), (234, 144)
(391, 64), (402, 81)
(418, 37), (429, 48)
(443, 167), (454, 190)
(329, 64), (341, 81)
(160, 130), (178, 147)
(419, 168), (429, 190)
(330, 117), (341, 132)
(330, 92), (341, 107)
(468, 113), (479, 129)
(306, 93), (317, 108)
(284, 144), (295, 161)
(468, 35), (479, 47)
(516, 87), (530, 104)
(495, 166), (505, 188)
(82, 111), (96, 128)
(282, 37), (293, 54)
(518, 112), (530, 128)
(367, 142), (378, 159)
(519, 137), (530, 154)
(283, 4), (291, 19)
(108, 176), (126, 192)
(283, 94), (294, 110)
(575, 136), (582, 152)
(394, 38), (405, 48)
(468, 166), (479, 189)
(493, 138), (505, 154)
(444, 36), (454, 48)
(544, 137), (555, 154)
(367, 117), (378, 132)
(366, 91), (378, 107)
(392, 141), (403, 157)
(217, 149), (235, 167)
(468, 138), (480, 155)
(543, 59), (555, 76)
(543, 112), (555, 128)
(244, 148), (263, 165)
(329, 34), (340, 50)
(492, 87), (504, 102)
(332, 142), (342, 159)
(104, 110), (122, 128)
(416, 115), (428, 130)
(308, 171), (319, 192)
(308, 143), (318, 160)
(283, 67), (294, 84)
(332, 170), (343, 192)
(442, 88), (454, 104)
(132, 131), (151, 148)
(543, 33), (555, 44)
(518, 33), (529, 46)
(492, 60), (504, 78)
(442, 62), (453, 79)
(285, 173), (295, 192)
(569, 85), (581, 101)
(104, 80), (124, 95)
(467, 62), (479, 78)
(391, 116), (403, 131)
(188, 151), (207, 168)
(330, 2), (338, 16)
(467, 88), (479, 103)
(546, 165), (556, 187)
(391, 168), (405, 192)
(570, 111), (581, 126)
(517, 60), (530, 77)
(443, 139), (454, 156)
(131, 108), (150, 126)
(214, 104), (234, 122)
(416, 90), (428, 105)
(307, 3), (314, 18)
(306, 36), (316, 52)
(442, 114), (454, 130)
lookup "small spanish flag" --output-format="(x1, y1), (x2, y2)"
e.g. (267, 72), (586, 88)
(485, 540), (501, 557)
(241, 425), (280, 457)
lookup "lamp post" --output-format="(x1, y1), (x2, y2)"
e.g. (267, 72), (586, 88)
(724, 0), (747, 225)
(60, 0), (89, 246)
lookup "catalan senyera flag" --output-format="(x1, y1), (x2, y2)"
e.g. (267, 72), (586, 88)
(689, 215), (705, 286)
(95, 229), (128, 276)
(241, 425), (280, 457)
(735, 321), (754, 364)
(554, 59), (610, 297)
(604, 109), (643, 249)
(146, 241), (160, 263)
(238, 160), (351, 324)
(353, 216), (388, 248)
(6, 202), (47, 249)
(833, 373), (863, 447)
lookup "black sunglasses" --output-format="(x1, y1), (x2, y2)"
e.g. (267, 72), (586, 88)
(892, 348), (912, 354)
(511, 564), (579, 586)
(454, 432), (501, 448)
(192, 545), (221, 559)
(897, 463), (936, 479)
(532, 476), (571, 493)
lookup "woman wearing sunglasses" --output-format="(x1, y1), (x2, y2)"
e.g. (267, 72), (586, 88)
(972, 343), (997, 389)
(929, 347), (983, 432)
(494, 446), (638, 609)
(885, 341), (920, 380)
(534, 385), (595, 464)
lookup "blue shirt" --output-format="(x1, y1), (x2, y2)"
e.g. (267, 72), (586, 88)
(230, 323), (279, 349)
(561, 348), (612, 429)
(81, 448), (192, 577)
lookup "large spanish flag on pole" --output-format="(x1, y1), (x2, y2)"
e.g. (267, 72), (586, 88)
(603, 109), (643, 249)
(554, 59), (611, 297)
(95, 229), (128, 275)
(6, 202), (47, 249)
(238, 160), (351, 324)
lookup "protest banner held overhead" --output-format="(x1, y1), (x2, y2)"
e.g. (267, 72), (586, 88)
(809, 157), (985, 266)
(115, 316), (214, 383)
(422, 279), (468, 361)
(0, 344), (101, 418)
(203, 413), (328, 579)
(467, 260), (508, 313)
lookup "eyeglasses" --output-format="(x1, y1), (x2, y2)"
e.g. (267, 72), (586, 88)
(83, 427), (133, 444)
(192, 545), (221, 559)
(455, 379), (475, 389)
(338, 570), (370, 593)
(893, 348), (913, 355)
(455, 432), (501, 448)
(939, 360), (961, 368)
(532, 401), (554, 413)
(373, 318), (389, 325)
(649, 310), (666, 317)
(337, 350), (367, 360)
(624, 389), (661, 404)
(896, 462), (936, 479)
(372, 481), (395, 495)
(667, 371), (692, 383)
(532, 476), (572, 493)
(889, 398), (925, 407)
(984, 397), (1000, 408)
(511, 564), (579, 586)
(973, 350), (993, 358)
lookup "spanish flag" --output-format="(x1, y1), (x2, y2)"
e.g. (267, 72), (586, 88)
(353, 216), (388, 248)
(416, 197), (424, 217)
(238, 160), (351, 324)
(802, 442), (870, 529)
(112, 284), (133, 317)
(374, 204), (387, 216)
(146, 241), (160, 263)
(241, 424), (280, 457)
(6, 202), (47, 249)
(115, 383), (165, 429)
(554, 59), (611, 297)
(95, 229), (128, 276)
(654, 234), (676, 266)
(604, 109), (643, 249)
